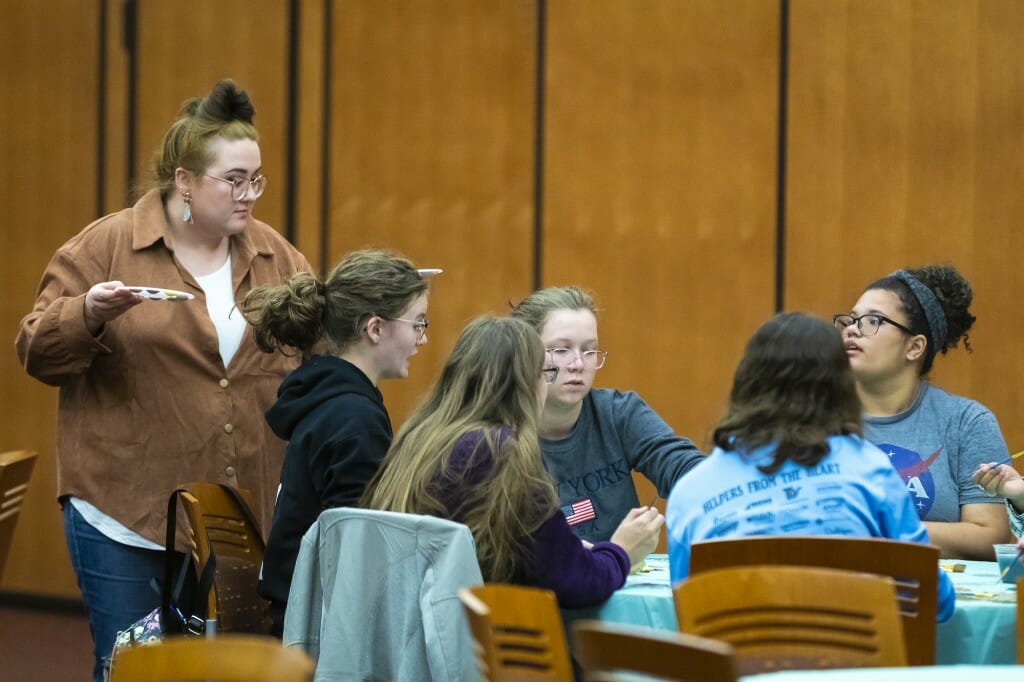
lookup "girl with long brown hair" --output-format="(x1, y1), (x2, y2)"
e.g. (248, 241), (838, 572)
(363, 316), (662, 606)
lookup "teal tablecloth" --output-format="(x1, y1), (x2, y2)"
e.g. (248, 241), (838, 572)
(563, 555), (1017, 665)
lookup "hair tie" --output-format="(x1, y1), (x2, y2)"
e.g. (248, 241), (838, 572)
(890, 270), (947, 350)
(315, 281), (327, 298)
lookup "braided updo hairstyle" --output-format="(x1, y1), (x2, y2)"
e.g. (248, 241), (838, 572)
(865, 264), (975, 375)
(241, 249), (427, 358)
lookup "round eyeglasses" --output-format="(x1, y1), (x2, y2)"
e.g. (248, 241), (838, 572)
(832, 313), (913, 337)
(545, 347), (608, 369)
(384, 317), (429, 341)
(542, 365), (559, 384)
(205, 174), (267, 201)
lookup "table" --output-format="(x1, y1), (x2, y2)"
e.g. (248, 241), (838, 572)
(563, 555), (1017, 665)
(740, 665), (1020, 681)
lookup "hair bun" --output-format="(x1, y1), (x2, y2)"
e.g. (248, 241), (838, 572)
(198, 79), (255, 124)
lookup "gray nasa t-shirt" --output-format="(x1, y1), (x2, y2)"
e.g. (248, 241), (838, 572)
(863, 383), (1008, 522)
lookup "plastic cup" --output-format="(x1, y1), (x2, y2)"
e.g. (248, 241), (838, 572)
(993, 543), (1024, 583)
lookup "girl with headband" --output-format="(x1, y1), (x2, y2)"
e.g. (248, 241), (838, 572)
(833, 264), (1011, 559)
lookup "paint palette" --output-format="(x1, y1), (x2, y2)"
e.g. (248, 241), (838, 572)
(126, 286), (195, 301)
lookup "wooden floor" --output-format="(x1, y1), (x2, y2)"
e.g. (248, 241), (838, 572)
(0, 602), (94, 681)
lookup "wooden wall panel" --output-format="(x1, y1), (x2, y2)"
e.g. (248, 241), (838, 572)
(1, 1), (101, 598)
(544, 0), (781, 522)
(294, 0), (327, 270)
(102, 0), (130, 213)
(7, 0), (1020, 600)
(786, 0), (1024, 450)
(326, 0), (538, 421)
(132, 0), (292, 233)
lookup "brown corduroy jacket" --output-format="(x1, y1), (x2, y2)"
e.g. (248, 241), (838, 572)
(16, 189), (311, 542)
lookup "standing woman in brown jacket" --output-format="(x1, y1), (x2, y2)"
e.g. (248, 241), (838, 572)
(15, 79), (311, 681)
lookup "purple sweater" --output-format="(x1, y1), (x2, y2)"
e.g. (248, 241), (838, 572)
(434, 429), (630, 608)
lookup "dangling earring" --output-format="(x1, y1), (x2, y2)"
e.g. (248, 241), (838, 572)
(182, 191), (194, 224)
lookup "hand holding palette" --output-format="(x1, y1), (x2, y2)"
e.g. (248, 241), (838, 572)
(126, 286), (195, 302)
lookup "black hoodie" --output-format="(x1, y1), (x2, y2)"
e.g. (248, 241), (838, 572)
(258, 355), (392, 633)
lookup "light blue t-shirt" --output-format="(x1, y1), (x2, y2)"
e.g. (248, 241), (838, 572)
(864, 383), (1008, 523)
(666, 434), (955, 621)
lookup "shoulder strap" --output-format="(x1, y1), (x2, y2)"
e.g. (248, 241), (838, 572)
(159, 488), (216, 636)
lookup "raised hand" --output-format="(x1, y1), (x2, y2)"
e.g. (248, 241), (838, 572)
(972, 462), (1024, 509)
(610, 505), (664, 568)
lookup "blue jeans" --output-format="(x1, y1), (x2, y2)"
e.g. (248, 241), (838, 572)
(62, 500), (189, 682)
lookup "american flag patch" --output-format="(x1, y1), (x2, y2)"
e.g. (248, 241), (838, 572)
(561, 499), (596, 526)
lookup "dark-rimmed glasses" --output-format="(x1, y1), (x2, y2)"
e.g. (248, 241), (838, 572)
(205, 174), (267, 200)
(545, 347), (608, 369)
(542, 366), (559, 384)
(384, 317), (429, 341)
(832, 313), (913, 337)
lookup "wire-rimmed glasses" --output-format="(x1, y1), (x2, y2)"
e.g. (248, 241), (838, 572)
(384, 317), (429, 341)
(204, 174), (267, 200)
(545, 347), (608, 369)
(542, 365), (559, 384)
(832, 313), (913, 337)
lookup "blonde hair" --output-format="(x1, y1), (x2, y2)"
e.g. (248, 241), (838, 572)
(362, 316), (558, 582)
(241, 249), (426, 357)
(509, 285), (598, 333)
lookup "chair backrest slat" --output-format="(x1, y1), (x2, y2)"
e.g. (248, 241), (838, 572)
(1017, 576), (1024, 665)
(0, 450), (38, 580)
(572, 619), (739, 681)
(109, 633), (313, 681)
(674, 564), (907, 676)
(178, 482), (268, 633)
(459, 584), (573, 681)
(689, 536), (937, 664)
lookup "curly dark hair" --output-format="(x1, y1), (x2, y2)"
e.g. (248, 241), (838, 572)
(713, 312), (862, 476)
(864, 264), (975, 375)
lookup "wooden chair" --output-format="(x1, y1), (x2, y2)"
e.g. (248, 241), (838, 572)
(1017, 576), (1024, 664)
(674, 565), (907, 676)
(178, 482), (268, 633)
(571, 619), (739, 682)
(108, 633), (313, 681)
(0, 450), (38, 580)
(689, 536), (938, 665)
(459, 584), (573, 681)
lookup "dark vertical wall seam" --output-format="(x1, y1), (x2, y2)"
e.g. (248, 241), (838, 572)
(532, 0), (547, 291)
(285, 0), (300, 245)
(774, 0), (790, 312)
(96, 0), (108, 217)
(319, 0), (333, 275)
(124, 0), (138, 198)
